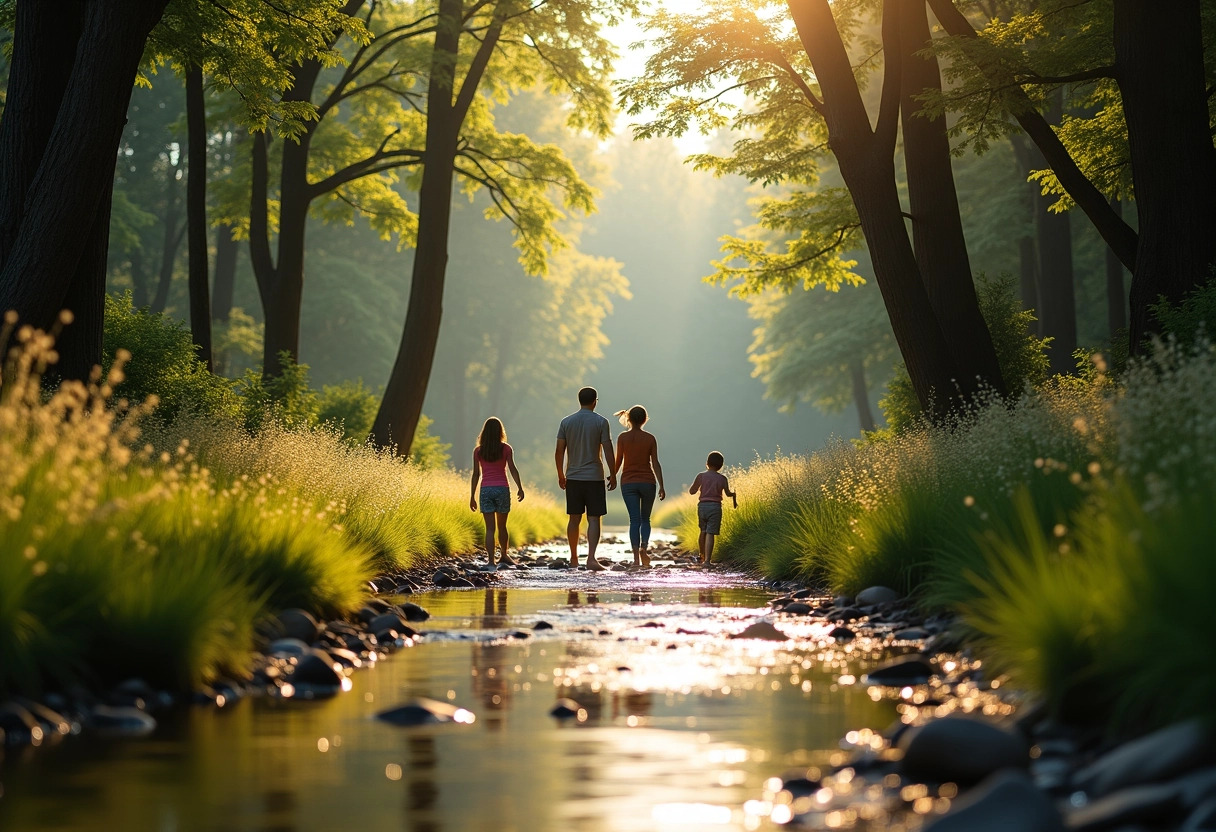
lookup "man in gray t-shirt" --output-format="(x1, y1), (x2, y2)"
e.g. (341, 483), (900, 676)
(555, 386), (616, 571)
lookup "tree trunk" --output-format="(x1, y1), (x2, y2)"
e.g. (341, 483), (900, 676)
(927, 0), (1138, 272)
(899, 0), (1005, 395)
(0, 0), (171, 374)
(1115, 0), (1216, 348)
(55, 176), (114, 381)
(371, 0), (474, 452)
(1018, 235), (1039, 317)
(850, 359), (876, 433)
(787, 0), (967, 416)
(1036, 198), (1077, 373)
(0, 1), (83, 264)
(1105, 198), (1127, 337)
(211, 224), (238, 323)
(186, 64), (212, 370)
(130, 247), (150, 308)
(150, 194), (182, 314)
(259, 139), (312, 379)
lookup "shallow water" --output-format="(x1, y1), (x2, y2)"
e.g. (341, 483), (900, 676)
(0, 536), (899, 832)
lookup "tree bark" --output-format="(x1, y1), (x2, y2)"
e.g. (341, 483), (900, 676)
(1036, 197), (1076, 373)
(850, 359), (877, 433)
(1018, 235), (1039, 317)
(786, 0), (967, 416)
(150, 193), (183, 314)
(899, 0), (1005, 395)
(55, 176), (114, 381)
(0, 0), (171, 377)
(211, 224), (238, 323)
(927, 0), (1138, 272)
(1105, 198), (1127, 337)
(186, 64), (212, 370)
(1115, 0), (1216, 348)
(371, 0), (502, 452)
(130, 247), (150, 308)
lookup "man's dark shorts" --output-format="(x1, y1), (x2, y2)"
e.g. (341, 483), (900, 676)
(565, 479), (607, 517)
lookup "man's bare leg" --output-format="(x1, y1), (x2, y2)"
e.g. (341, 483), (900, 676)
(703, 533), (716, 565)
(567, 515), (582, 566)
(586, 515), (606, 571)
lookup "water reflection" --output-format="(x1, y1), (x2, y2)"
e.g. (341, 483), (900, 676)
(0, 581), (898, 832)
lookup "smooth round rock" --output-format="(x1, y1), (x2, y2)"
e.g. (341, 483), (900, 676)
(729, 621), (789, 641)
(267, 638), (310, 658)
(829, 626), (856, 641)
(856, 586), (900, 606)
(399, 603), (430, 622)
(377, 697), (474, 726)
(783, 602), (813, 615)
(900, 714), (1030, 785)
(276, 608), (319, 643)
(1073, 718), (1214, 798)
(550, 698), (582, 719)
(925, 770), (1064, 832)
(90, 705), (157, 737)
(532, 621), (554, 630)
(894, 628), (931, 641)
(368, 612), (417, 638)
(865, 656), (935, 686)
(291, 650), (342, 686)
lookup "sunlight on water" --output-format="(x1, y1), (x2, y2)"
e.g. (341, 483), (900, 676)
(0, 542), (897, 832)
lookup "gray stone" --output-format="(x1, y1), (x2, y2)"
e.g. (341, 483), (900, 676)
(368, 612), (417, 638)
(792, 589), (814, 599)
(291, 650), (342, 687)
(549, 698), (582, 718)
(832, 607), (863, 622)
(856, 586), (900, 606)
(267, 638), (310, 658)
(729, 621), (789, 641)
(894, 628), (931, 641)
(532, 621), (554, 630)
(925, 770), (1064, 832)
(1066, 781), (1182, 831)
(433, 570), (457, 587)
(1074, 719), (1213, 798)
(865, 656), (936, 686)
(1181, 796), (1216, 832)
(90, 705), (157, 737)
(832, 595), (854, 608)
(506, 630), (531, 640)
(377, 698), (475, 726)
(276, 608), (319, 643)
(398, 603), (430, 622)
(900, 714), (1029, 785)
(829, 626), (856, 641)
(783, 602), (813, 615)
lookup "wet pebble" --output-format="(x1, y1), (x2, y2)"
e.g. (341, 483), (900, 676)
(399, 603), (430, 622)
(782, 602), (813, 615)
(549, 698), (582, 719)
(276, 608), (319, 643)
(90, 705), (157, 738)
(729, 621), (788, 641)
(900, 714), (1029, 785)
(865, 655), (935, 686)
(893, 627), (931, 641)
(925, 770), (1064, 832)
(1073, 718), (1214, 798)
(532, 621), (554, 630)
(267, 638), (311, 659)
(855, 586), (900, 606)
(291, 650), (343, 687)
(377, 698), (475, 726)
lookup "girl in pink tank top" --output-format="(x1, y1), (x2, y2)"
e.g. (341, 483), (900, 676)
(469, 417), (525, 567)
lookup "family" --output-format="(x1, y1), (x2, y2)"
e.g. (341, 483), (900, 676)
(468, 386), (737, 572)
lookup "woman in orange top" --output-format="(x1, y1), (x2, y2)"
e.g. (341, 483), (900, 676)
(612, 405), (666, 567)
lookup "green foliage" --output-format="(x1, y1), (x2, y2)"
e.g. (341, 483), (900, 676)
(238, 351), (318, 430)
(879, 275), (1050, 433)
(407, 414), (451, 471)
(1150, 273), (1216, 350)
(317, 379), (379, 441)
(103, 292), (242, 421)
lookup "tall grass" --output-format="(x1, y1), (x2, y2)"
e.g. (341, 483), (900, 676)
(677, 339), (1216, 729)
(0, 322), (564, 695)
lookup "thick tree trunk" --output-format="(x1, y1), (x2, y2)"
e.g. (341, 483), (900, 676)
(787, 0), (967, 416)
(927, 0), (1138, 272)
(1105, 198), (1127, 337)
(186, 64), (212, 370)
(259, 139), (312, 379)
(371, 0), (483, 452)
(1115, 0), (1216, 348)
(0, 0), (171, 375)
(899, 0), (1005, 395)
(850, 359), (876, 433)
(211, 224), (238, 323)
(55, 176), (114, 381)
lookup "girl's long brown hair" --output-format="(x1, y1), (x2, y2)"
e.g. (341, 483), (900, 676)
(477, 417), (506, 462)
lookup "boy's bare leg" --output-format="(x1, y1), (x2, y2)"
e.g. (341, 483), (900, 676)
(497, 514), (516, 565)
(697, 531), (706, 565)
(483, 514), (496, 564)
(704, 533), (716, 565)
(567, 515), (582, 566)
(586, 515), (606, 571)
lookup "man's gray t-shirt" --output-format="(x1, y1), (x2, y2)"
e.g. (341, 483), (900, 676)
(557, 408), (611, 481)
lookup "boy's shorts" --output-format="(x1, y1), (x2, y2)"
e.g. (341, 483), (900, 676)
(697, 501), (722, 535)
(565, 479), (607, 517)
(480, 486), (512, 514)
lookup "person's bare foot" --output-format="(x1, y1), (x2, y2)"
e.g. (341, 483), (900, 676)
(640, 551), (652, 568)
(500, 554), (518, 566)
(586, 557), (606, 572)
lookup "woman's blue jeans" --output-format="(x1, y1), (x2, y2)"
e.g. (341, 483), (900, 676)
(620, 482), (657, 551)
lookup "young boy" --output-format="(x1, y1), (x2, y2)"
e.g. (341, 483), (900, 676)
(689, 451), (737, 565)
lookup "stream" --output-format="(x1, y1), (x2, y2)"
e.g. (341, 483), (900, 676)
(0, 534), (901, 832)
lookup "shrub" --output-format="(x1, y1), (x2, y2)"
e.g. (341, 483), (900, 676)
(317, 379), (379, 441)
(102, 292), (242, 421)
(878, 275), (1051, 433)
